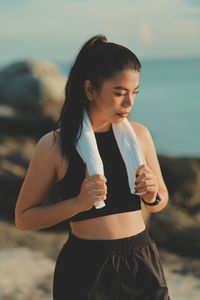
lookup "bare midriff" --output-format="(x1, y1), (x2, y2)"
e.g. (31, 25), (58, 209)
(70, 210), (146, 240)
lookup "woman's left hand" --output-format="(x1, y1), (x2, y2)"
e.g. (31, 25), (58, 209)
(135, 164), (159, 202)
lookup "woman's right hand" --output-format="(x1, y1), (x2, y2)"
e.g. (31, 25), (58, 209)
(74, 173), (107, 213)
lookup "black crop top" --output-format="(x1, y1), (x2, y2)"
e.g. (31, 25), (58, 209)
(57, 127), (141, 222)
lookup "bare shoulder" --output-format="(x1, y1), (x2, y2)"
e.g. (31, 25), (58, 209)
(130, 121), (150, 139)
(36, 130), (60, 153)
(35, 130), (61, 163)
(35, 129), (68, 179)
(130, 121), (152, 157)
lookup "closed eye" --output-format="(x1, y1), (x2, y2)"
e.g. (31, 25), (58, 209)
(114, 91), (139, 96)
(114, 93), (124, 96)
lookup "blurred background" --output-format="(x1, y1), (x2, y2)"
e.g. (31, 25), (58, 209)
(0, 0), (200, 299)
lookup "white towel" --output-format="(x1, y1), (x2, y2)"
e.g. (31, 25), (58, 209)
(76, 110), (145, 209)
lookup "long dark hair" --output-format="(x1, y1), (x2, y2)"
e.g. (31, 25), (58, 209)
(54, 34), (141, 160)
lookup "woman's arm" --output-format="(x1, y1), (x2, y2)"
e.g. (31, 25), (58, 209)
(131, 122), (169, 213)
(15, 132), (80, 230)
(15, 131), (107, 230)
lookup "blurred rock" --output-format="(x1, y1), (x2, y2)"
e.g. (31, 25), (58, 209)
(0, 60), (66, 229)
(0, 60), (66, 135)
(150, 205), (200, 256)
(159, 156), (200, 211)
(149, 155), (200, 256)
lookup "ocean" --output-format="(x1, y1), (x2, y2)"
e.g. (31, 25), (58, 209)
(59, 58), (200, 158)
(1, 58), (198, 158)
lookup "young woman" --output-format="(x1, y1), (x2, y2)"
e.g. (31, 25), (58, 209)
(15, 35), (170, 299)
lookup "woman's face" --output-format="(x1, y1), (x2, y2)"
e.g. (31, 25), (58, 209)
(85, 69), (140, 132)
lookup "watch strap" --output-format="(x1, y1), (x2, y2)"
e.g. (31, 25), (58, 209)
(140, 193), (161, 206)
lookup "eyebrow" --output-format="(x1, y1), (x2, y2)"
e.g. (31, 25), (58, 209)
(113, 84), (140, 91)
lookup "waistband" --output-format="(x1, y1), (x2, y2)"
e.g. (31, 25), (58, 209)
(68, 227), (152, 255)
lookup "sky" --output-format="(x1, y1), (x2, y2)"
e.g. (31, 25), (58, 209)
(0, 0), (200, 65)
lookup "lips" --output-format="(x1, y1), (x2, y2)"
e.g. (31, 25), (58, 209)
(117, 112), (129, 117)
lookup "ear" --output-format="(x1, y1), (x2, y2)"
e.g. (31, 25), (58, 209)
(84, 80), (97, 101)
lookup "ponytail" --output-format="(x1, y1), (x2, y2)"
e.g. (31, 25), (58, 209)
(54, 34), (141, 160)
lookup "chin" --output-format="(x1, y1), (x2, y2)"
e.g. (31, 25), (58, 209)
(112, 114), (126, 122)
(109, 113), (127, 125)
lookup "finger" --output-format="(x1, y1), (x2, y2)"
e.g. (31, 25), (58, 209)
(136, 164), (146, 176)
(92, 187), (107, 196)
(136, 165), (154, 177)
(86, 179), (106, 191)
(90, 182), (107, 193)
(84, 168), (107, 182)
(89, 174), (107, 183)
(135, 172), (154, 183)
(143, 167), (154, 175)
(93, 192), (107, 198)
(94, 195), (107, 202)
(136, 186), (157, 194)
(136, 180), (156, 190)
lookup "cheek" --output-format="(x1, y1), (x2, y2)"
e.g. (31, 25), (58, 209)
(96, 92), (119, 111)
(98, 96), (114, 108)
(104, 99), (118, 111)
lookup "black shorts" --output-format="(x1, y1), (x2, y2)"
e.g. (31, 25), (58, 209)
(53, 227), (170, 300)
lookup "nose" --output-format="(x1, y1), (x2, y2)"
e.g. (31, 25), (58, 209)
(122, 94), (133, 108)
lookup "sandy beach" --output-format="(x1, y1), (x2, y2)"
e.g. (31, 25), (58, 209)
(0, 220), (200, 300)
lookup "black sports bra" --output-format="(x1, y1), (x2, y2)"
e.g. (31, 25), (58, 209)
(57, 127), (141, 222)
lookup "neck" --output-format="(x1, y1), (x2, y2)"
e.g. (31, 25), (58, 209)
(87, 109), (112, 133)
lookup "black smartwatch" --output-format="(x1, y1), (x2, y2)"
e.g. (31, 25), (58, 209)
(140, 193), (161, 206)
